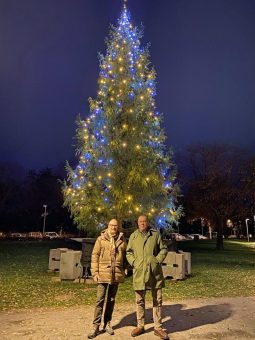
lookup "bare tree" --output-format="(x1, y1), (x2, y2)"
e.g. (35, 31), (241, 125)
(178, 144), (249, 250)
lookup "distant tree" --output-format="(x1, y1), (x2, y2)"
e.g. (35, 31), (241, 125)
(0, 163), (25, 231)
(241, 156), (255, 214)
(23, 168), (70, 231)
(0, 164), (75, 233)
(178, 144), (249, 250)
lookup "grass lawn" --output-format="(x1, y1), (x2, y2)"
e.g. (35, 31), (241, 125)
(0, 239), (254, 311)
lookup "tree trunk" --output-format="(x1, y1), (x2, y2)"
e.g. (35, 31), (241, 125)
(216, 218), (224, 250)
(208, 224), (212, 239)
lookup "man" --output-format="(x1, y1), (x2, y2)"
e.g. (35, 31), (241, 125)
(126, 215), (169, 340)
(87, 219), (126, 339)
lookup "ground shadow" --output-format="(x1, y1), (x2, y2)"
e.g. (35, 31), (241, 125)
(114, 302), (232, 334)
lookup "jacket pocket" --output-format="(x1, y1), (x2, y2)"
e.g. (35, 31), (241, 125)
(149, 256), (160, 275)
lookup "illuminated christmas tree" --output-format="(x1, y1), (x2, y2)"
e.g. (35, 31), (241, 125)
(63, 1), (182, 234)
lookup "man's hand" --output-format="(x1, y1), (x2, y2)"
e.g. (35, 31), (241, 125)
(93, 274), (99, 282)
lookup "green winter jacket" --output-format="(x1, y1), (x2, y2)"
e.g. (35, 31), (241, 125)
(126, 228), (168, 290)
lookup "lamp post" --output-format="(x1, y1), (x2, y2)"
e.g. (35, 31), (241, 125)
(42, 204), (48, 236)
(253, 215), (255, 239)
(245, 218), (250, 242)
(201, 217), (206, 236)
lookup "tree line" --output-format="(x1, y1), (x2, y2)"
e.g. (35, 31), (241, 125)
(177, 143), (255, 249)
(0, 165), (73, 234)
(1, 143), (255, 249)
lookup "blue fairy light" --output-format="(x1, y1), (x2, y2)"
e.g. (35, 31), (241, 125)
(85, 152), (92, 160)
(164, 181), (171, 188)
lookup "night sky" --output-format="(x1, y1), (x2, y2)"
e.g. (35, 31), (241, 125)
(1, 0), (255, 169)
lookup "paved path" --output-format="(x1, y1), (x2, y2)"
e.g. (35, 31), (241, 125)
(1, 297), (255, 339)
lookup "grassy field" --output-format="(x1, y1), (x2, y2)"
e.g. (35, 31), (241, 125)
(0, 239), (254, 311)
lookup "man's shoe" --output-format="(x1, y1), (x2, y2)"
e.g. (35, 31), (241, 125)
(103, 322), (114, 335)
(154, 328), (169, 340)
(87, 327), (99, 339)
(131, 327), (145, 337)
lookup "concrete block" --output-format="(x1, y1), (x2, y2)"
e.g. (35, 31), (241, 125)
(60, 250), (82, 280)
(48, 248), (69, 271)
(179, 251), (192, 275)
(162, 251), (185, 280)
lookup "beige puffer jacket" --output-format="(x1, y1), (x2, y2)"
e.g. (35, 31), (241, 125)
(91, 230), (127, 284)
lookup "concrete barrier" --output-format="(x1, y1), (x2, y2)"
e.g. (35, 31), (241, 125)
(162, 251), (185, 280)
(48, 248), (69, 271)
(59, 250), (82, 280)
(178, 250), (192, 275)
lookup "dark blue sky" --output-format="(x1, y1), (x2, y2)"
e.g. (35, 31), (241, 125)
(1, 0), (255, 169)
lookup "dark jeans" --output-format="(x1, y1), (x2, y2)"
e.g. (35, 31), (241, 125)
(93, 283), (119, 327)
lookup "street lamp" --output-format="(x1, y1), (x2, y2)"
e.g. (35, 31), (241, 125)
(253, 215), (255, 238)
(42, 204), (48, 235)
(201, 217), (205, 236)
(245, 218), (250, 242)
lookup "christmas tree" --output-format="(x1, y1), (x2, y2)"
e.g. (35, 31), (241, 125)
(63, 1), (182, 234)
